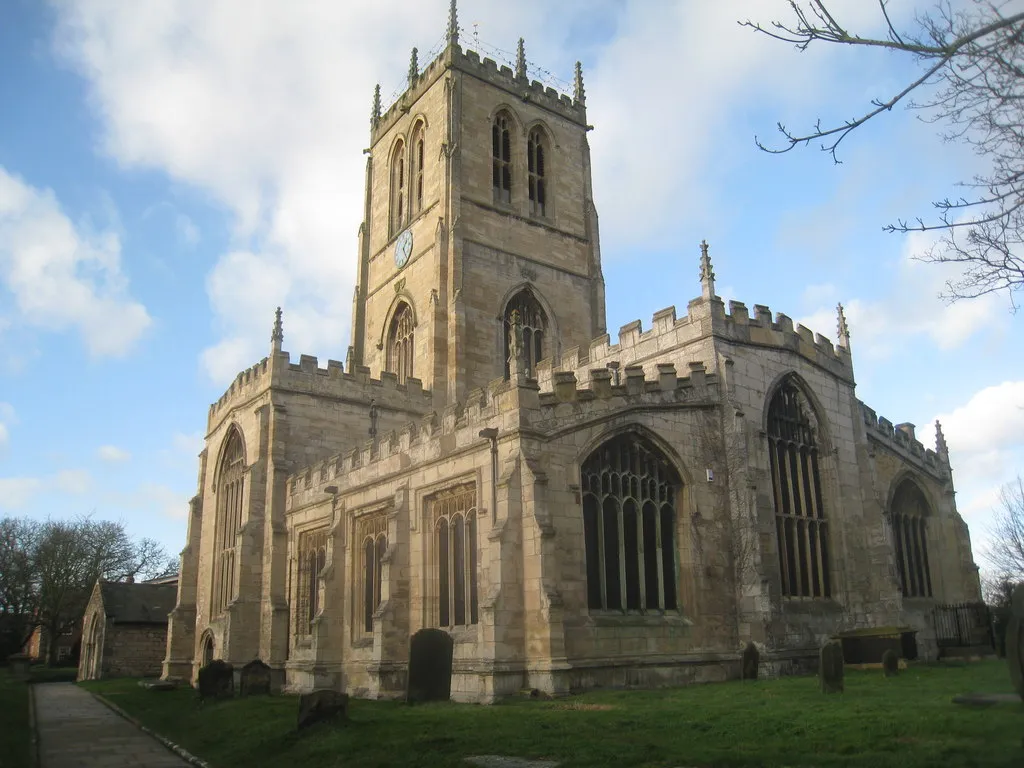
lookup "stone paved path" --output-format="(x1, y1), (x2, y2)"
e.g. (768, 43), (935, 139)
(34, 682), (191, 767)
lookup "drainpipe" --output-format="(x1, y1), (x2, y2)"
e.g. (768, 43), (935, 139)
(479, 428), (499, 524)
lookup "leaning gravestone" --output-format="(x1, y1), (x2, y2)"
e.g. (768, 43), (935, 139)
(239, 659), (272, 696)
(741, 642), (759, 681)
(881, 649), (899, 678)
(1007, 583), (1024, 702)
(197, 659), (234, 700)
(297, 690), (349, 730)
(820, 640), (844, 694)
(407, 628), (454, 703)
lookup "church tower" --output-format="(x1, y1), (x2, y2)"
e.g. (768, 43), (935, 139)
(349, 1), (606, 404)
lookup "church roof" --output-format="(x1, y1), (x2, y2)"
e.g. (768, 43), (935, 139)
(99, 580), (178, 625)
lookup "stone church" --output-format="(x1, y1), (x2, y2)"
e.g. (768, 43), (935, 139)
(163, 4), (983, 701)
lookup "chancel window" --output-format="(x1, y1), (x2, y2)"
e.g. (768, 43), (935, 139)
(412, 124), (425, 215)
(357, 513), (388, 633)
(767, 380), (831, 598)
(390, 140), (406, 236)
(503, 289), (547, 378)
(295, 528), (328, 636)
(527, 128), (547, 217)
(431, 485), (478, 628)
(211, 428), (245, 617)
(386, 302), (415, 384)
(890, 479), (933, 598)
(581, 433), (680, 612)
(492, 113), (512, 205)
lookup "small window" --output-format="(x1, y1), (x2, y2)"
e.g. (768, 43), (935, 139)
(492, 113), (512, 205)
(527, 128), (547, 217)
(503, 289), (547, 378)
(386, 302), (415, 384)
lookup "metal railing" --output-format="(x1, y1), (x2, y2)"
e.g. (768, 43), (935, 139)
(932, 602), (994, 649)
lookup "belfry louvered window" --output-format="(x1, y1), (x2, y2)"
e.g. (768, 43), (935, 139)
(390, 140), (405, 236)
(767, 380), (831, 598)
(890, 479), (933, 598)
(411, 123), (425, 215)
(492, 113), (512, 204)
(581, 433), (680, 612)
(212, 428), (244, 617)
(386, 302), (414, 384)
(527, 128), (547, 217)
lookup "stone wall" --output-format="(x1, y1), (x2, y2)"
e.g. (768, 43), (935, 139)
(103, 625), (169, 679)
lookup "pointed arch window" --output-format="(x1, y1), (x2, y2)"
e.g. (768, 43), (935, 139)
(890, 479), (933, 598)
(411, 124), (425, 215)
(355, 513), (388, 634)
(295, 528), (328, 636)
(503, 290), (547, 378)
(430, 485), (478, 628)
(386, 302), (415, 384)
(390, 140), (406, 236)
(581, 433), (680, 612)
(527, 128), (547, 217)
(211, 428), (244, 617)
(767, 380), (831, 598)
(492, 112), (512, 205)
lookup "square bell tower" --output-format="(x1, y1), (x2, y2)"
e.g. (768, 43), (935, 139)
(349, 1), (606, 404)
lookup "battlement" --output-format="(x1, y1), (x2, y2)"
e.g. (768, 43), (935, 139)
(858, 402), (946, 478)
(207, 351), (434, 433)
(371, 43), (585, 146)
(285, 361), (717, 509)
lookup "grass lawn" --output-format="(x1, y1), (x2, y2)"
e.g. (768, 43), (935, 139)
(0, 669), (30, 768)
(82, 661), (1022, 768)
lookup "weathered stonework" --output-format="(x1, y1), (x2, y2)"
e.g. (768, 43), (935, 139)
(163, 10), (982, 702)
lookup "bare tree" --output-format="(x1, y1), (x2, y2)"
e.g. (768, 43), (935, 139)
(743, 1), (1024, 304)
(0, 518), (40, 659)
(985, 475), (1024, 582)
(0, 515), (174, 665)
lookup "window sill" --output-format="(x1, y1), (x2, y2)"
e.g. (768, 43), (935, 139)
(780, 598), (844, 615)
(351, 636), (374, 649)
(587, 611), (693, 628)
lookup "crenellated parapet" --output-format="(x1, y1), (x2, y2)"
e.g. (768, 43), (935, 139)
(206, 351), (434, 434)
(371, 43), (585, 147)
(285, 362), (716, 510)
(858, 402), (947, 479)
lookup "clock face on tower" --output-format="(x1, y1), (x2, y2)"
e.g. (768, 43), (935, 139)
(394, 229), (413, 269)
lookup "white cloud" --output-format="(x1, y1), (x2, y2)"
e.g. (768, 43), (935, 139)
(176, 214), (200, 247)
(0, 477), (43, 509)
(0, 167), (151, 357)
(107, 482), (192, 520)
(56, 468), (93, 495)
(0, 402), (14, 452)
(97, 444), (131, 463)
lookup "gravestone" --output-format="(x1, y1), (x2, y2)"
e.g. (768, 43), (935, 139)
(7, 653), (30, 682)
(407, 628), (453, 703)
(881, 649), (899, 677)
(239, 659), (272, 696)
(819, 640), (844, 694)
(741, 642), (759, 681)
(1007, 582), (1024, 702)
(297, 690), (349, 730)
(197, 659), (234, 700)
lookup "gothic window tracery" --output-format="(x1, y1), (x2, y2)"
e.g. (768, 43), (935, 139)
(386, 302), (415, 384)
(357, 513), (388, 633)
(890, 479), (933, 598)
(430, 485), (478, 628)
(390, 139), (406, 236)
(295, 528), (328, 636)
(767, 379), (831, 598)
(527, 128), (547, 217)
(211, 427), (244, 618)
(492, 112), (512, 205)
(581, 433), (680, 612)
(503, 290), (546, 378)
(412, 123), (425, 215)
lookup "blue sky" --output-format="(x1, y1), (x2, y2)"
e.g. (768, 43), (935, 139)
(1, 0), (1021, 578)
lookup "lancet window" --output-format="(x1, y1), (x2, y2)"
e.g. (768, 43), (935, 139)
(211, 427), (245, 617)
(492, 112), (512, 205)
(527, 128), (547, 217)
(390, 139), (406, 236)
(890, 479), (933, 598)
(431, 485), (478, 628)
(503, 289), (547, 378)
(386, 302), (415, 384)
(767, 379), (831, 598)
(581, 433), (680, 612)
(295, 528), (328, 636)
(412, 123), (425, 215)
(357, 513), (389, 633)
